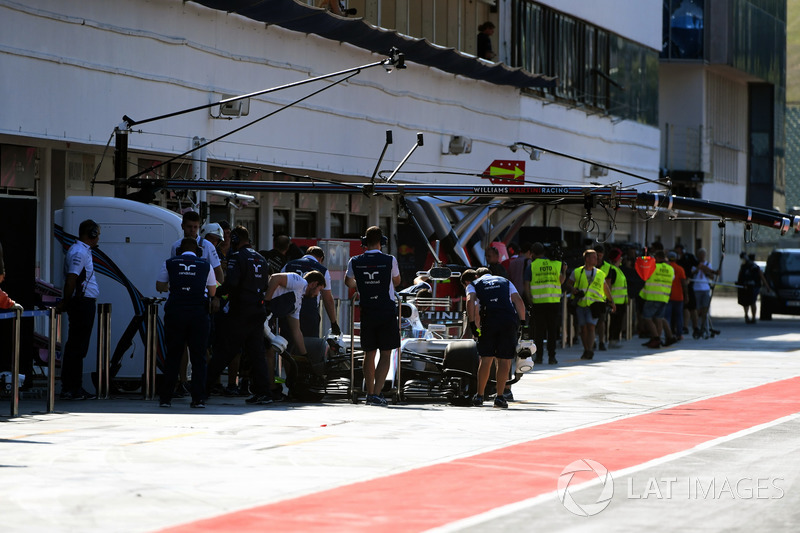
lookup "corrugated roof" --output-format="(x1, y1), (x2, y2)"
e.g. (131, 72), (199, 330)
(190, 0), (557, 90)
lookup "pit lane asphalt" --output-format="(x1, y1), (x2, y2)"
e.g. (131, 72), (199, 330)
(2, 295), (799, 532)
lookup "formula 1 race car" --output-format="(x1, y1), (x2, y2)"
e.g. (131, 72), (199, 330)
(269, 267), (535, 405)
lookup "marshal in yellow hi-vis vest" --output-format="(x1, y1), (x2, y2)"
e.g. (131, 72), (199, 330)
(529, 258), (563, 304)
(639, 262), (674, 303)
(573, 266), (608, 307)
(608, 264), (628, 304)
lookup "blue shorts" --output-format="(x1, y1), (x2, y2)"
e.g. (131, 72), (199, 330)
(575, 306), (597, 327)
(694, 290), (711, 310)
(477, 320), (518, 360)
(360, 313), (401, 352)
(642, 300), (667, 319)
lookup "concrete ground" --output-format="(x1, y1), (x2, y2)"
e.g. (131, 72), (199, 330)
(2, 295), (799, 532)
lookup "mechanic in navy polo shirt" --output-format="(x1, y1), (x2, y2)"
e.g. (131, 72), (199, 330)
(345, 226), (401, 407)
(466, 267), (526, 409)
(156, 238), (216, 408)
(282, 245), (340, 337)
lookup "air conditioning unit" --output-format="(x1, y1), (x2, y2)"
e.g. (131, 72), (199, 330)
(212, 94), (250, 118)
(589, 164), (609, 177)
(445, 135), (472, 155)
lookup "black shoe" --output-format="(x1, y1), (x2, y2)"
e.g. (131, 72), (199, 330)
(598, 342), (607, 351)
(245, 394), (273, 405)
(643, 338), (662, 348)
(223, 385), (240, 397)
(472, 394), (484, 407)
(692, 328), (701, 339)
(548, 356), (558, 364)
(75, 388), (97, 400)
(534, 356), (543, 365)
(493, 396), (509, 409)
(663, 337), (678, 347)
(365, 394), (388, 407)
(208, 383), (225, 396)
(59, 390), (77, 400)
(159, 400), (171, 408)
(190, 400), (206, 408)
(174, 382), (190, 398)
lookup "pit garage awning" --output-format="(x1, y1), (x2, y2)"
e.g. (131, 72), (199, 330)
(190, 0), (557, 90)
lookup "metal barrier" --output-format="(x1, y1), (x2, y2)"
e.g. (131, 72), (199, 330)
(0, 308), (57, 417)
(47, 307), (59, 413)
(348, 295), (359, 403)
(95, 303), (112, 399)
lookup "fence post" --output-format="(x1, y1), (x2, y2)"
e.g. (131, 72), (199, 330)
(561, 296), (571, 348)
(143, 302), (158, 400)
(9, 307), (22, 417)
(47, 307), (59, 413)
(95, 304), (111, 399)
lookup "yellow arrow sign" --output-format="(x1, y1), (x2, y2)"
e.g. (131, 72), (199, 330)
(489, 165), (525, 179)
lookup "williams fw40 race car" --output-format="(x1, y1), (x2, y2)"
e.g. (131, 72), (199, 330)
(265, 267), (535, 405)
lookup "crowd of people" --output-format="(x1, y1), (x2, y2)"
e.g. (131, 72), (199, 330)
(480, 238), (760, 365)
(55, 217), (406, 408)
(52, 214), (765, 409)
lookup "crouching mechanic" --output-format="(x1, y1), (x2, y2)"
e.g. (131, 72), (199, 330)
(207, 226), (272, 405)
(467, 267), (526, 409)
(262, 271), (326, 400)
(282, 246), (340, 337)
(156, 238), (216, 408)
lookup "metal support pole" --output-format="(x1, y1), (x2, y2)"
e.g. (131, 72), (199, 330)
(349, 296), (358, 403)
(114, 126), (129, 198)
(47, 307), (59, 413)
(395, 303), (403, 404)
(626, 300), (633, 341)
(96, 304), (111, 399)
(143, 303), (158, 400)
(9, 308), (21, 417)
(149, 310), (157, 400)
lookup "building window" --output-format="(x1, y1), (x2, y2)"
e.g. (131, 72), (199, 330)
(274, 209), (290, 237)
(1, 144), (37, 190)
(331, 213), (344, 238)
(661, 0), (705, 60)
(295, 211), (317, 237)
(67, 152), (95, 191)
(348, 214), (368, 238)
(510, 0), (657, 125)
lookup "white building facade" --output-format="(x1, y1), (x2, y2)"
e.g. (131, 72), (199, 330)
(1, 0), (663, 291)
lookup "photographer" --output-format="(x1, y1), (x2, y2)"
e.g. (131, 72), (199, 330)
(565, 249), (615, 360)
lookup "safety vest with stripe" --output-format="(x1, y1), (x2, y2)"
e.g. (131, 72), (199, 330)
(573, 266), (607, 308)
(639, 262), (675, 303)
(529, 258), (563, 304)
(607, 264), (628, 304)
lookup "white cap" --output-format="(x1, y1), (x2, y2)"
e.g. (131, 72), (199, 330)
(201, 222), (224, 239)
